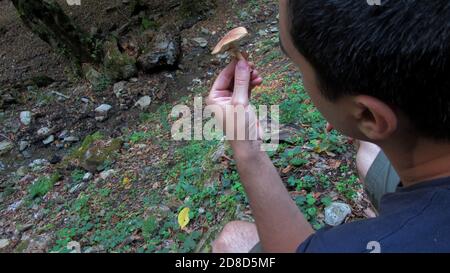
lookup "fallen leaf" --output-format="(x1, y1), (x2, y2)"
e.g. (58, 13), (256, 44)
(282, 165), (292, 174)
(122, 177), (132, 189)
(178, 207), (190, 229)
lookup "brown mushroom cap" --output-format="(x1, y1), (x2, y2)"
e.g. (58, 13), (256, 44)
(211, 27), (249, 55)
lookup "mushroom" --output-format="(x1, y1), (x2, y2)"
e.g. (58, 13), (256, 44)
(212, 27), (249, 60)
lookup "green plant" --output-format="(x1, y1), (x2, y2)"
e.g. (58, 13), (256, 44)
(28, 173), (61, 198)
(71, 169), (85, 183)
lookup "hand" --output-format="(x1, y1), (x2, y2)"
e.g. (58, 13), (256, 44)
(207, 59), (263, 156)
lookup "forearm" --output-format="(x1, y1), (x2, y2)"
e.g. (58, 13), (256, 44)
(231, 141), (314, 252)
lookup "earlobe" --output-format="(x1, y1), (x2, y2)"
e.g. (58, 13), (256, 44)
(353, 95), (398, 141)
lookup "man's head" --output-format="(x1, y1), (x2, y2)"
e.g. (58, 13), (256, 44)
(278, 0), (450, 143)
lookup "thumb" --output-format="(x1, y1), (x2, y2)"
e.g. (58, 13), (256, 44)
(232, 60), (251, 106)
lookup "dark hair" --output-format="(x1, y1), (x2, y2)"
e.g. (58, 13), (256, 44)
(288, 0), (450, 141)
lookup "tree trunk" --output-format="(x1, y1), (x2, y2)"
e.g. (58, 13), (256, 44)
(10, 0), (99, 69)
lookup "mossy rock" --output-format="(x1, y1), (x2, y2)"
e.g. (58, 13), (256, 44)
(81, 138), (123, 172)
(103, 38), (137, 81)
(14, 240), (29, 253)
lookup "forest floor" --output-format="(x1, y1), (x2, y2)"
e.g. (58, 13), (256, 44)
(0, 0), (375, 253)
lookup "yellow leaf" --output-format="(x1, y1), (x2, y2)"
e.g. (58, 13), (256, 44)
(122, 177), (132, 189)
(178, 207), (190, 229)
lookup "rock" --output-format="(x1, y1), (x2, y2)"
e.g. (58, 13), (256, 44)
(37, 127), (50, 136)
(28, 159), (49, 168)
(20, 111), (32, 126)
(95, 104), (112, 122)
(58, 130), (68, 139)
(83, 172), (93, 181)
(67, 241), (81, 253)
(192, 37), (208, 48)
(33, 210), (45, 221)
(135, 96), (152, 110)
(258, 29), (268, 36)
(95, 104), (112, 114)
(83, 64), (105, 88)
(42, 135), (54, 145)
(63, 136), (80, 143)
(7, 200), (23, 212)
(17, 223), (33, 233)
(200, 27), (210, 35)
(19, 141), (30, 152)
(0, 161), (5, 172)
(0, 140), (13, 155)
(81, 139), (122, 172)
(25, 234), (53, 253)
(0, 239), (10, 249)
(324, 202), (352, 226)
(103, 39), (137, 81)
(81, 98), (89, 103)
(113, 81), (127, 98)
(137, 24), (181, 72)
(69, 182), (85, 194)
(100, 169), (115, 180)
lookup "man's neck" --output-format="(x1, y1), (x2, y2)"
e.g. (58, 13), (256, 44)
(381, 137), (450, 187)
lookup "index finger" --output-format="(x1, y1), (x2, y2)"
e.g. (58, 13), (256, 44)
(211, 59), (238, 91)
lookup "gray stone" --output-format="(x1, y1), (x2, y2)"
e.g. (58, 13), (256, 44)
(42, 135), (54, 145)
(7, 200), (23, 212)
(25, 234), (53, 253)
(83, 172), (93, 181)
(200, 27), (210, 35)
(192, 37), (208, 48)
(63, 136), (80, 143)
(0, 140), (13, 155)
(0, 239), (10, 249)
(100, 169), (115, 180)
(33, 210), (45, 221)
(137, 24), (181, 72)
(324, 202), (352, 226)
(113, 81), (127, 98)
(135, 96), (152, 110)
(20, 111), (32, 126)
(0, 161), (5, 172)
(29, 159), (49, 169)
(37, 127), (50, 136)
(69, 182), (85, 194)
(269, 26), (279, 33)
(19, 140), (30, 151)
(95, 104), (112, 114)
(58, 130), (68, 139)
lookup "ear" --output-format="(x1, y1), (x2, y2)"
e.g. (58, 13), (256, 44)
(351, 95), (398, 141)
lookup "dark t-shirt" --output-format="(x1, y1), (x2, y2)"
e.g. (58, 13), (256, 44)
(297, 176), (450, 253)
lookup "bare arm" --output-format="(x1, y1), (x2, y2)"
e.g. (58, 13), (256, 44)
(207, 60), (314, 253)
(231, 141), (314, 252)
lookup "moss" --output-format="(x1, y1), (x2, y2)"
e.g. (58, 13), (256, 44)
(60, 132), (104, 169)
(14, 240), (29, 253)
(70, 132), (104, 160)
(82, 138), (123, 172)
(102, 38), (137, 81)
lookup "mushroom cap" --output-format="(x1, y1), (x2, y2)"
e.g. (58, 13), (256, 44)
(211, 27), (249, 55)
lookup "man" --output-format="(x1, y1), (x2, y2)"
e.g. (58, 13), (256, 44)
(207, 0), (450, 253)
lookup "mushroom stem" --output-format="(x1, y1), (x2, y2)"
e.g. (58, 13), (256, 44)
(231, 47), (246, 61)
